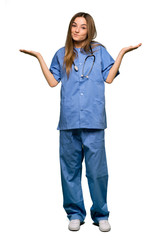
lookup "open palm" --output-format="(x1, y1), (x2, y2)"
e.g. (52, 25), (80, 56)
(19, 49), (39, 58)
(122, 43), (142, 54)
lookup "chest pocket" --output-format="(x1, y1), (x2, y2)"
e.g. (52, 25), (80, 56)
(89, 58), (104, 82)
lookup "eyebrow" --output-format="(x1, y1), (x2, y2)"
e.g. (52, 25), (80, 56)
(72, 22), (87, 26)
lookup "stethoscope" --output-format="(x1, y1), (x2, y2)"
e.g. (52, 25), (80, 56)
(73, 46), (95, 78)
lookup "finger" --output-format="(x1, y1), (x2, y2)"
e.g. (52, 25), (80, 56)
(19, 49), (31, 52)
(19, 49), (27, 52)
(130, 44), (141, 50)
(134, 43), (142, 48)
(19, 49), (28, 53)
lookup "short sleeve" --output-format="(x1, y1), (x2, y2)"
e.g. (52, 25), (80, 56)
(49, 52), (61, 83)
(101, 46), (120, 82)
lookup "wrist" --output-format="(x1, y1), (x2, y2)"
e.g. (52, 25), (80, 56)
(119, 49), (126, 56)
(37, 52), (42, 60)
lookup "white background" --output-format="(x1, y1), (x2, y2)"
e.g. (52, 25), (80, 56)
(0, 0), (160, 239)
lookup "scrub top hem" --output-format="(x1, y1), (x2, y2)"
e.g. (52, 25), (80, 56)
(57, 126), (107, 131)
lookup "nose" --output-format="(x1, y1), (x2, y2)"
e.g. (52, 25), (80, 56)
(75, 27), (79, 33)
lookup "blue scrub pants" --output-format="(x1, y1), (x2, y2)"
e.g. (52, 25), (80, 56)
(59, 128), (109, 224)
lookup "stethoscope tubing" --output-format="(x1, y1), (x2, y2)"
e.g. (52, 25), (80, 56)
(73, 45), (95, 78)
(81, 54), (95, 78)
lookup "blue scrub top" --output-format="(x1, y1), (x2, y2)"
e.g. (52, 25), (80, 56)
(49, 44), (120, 130)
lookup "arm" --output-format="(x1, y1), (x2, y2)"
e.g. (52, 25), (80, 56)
(106, 43), (142, 84)
(19, 49), (59, 87)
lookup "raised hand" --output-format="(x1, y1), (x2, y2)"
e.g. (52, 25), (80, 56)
(121, 43), (142, 55)
(19, 49), (40, 58)
(105, 43), (142, 84)
(19, 49), (58, 87)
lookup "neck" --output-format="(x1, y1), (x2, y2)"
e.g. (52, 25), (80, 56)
(74, 41), (84, 48)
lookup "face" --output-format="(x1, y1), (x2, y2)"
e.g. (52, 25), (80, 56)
(71, 17), (88, 46)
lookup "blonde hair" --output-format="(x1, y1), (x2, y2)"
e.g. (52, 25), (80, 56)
(64, 12), (101, 78)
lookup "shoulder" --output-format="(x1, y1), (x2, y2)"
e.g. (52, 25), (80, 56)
(57, 46), (65, 52)
(54, 46), (65, 58)
(56, 46), (65, 54)
(91, 41), (107, 53)
(91, 42), (113, 62)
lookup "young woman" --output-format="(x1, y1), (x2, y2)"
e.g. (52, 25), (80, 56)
(20, 12), (142, 232)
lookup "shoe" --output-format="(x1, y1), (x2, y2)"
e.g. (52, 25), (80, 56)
(99, 220), (111, 232)
(68, 219), (81, 231)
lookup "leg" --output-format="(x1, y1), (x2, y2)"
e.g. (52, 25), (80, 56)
(82, 129), (110, 224)
(59, 129), (86, 222)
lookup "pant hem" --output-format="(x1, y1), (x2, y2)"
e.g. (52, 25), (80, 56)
(93, 216), (109, 225)
(69, 214), (85, 223)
